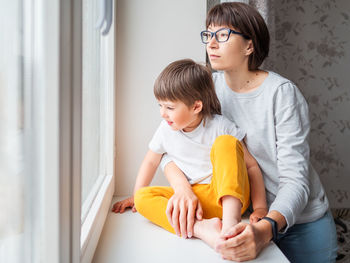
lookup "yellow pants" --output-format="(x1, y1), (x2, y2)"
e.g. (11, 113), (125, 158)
(134, 135), (250, 234)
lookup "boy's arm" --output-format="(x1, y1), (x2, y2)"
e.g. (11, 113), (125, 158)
(133, 150), (163, 194)
(164, 161), (191, 193)
(241, 142), (268, 222)
(112, 150), (162, 213)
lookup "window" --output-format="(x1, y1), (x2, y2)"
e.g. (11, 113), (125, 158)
(81, 0), (104, 221)
(0, 1), (25, 262)
(0, 0), (115, 262)
(81, 0), (115, 220)
(80, 0), (115, 261)
(1, 0), (61, 262)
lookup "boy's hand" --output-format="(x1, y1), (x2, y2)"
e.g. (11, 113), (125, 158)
(249, 208), (268, 223)
(112, 196), (136, 213)
(166, 189), (203, 239)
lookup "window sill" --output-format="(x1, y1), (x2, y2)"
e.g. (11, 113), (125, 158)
(92, 196), (288, 263)
(80, 173), (114, 263)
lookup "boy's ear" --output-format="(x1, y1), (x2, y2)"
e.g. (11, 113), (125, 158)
(245, 40), (254, 56)
(193, 100), (203, 114)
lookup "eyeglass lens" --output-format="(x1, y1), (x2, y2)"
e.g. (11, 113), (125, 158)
(201, 28), (231, 43)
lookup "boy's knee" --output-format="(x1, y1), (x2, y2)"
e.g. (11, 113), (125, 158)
(213, 135), (241, 152)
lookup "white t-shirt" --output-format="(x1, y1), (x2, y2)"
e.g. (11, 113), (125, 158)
(149, 114), (245, 184)
(213, 70), (329, 231)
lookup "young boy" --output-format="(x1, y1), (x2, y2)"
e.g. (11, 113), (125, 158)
(112, 59), (267, 249)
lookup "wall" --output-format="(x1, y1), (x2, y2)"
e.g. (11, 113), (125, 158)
(115, 0), (207, 195)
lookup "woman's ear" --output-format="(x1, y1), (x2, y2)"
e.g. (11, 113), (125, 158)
(245, 40), (254, 56)
(193, 100), (203, 114)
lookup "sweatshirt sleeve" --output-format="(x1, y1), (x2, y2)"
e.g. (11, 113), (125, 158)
(269, 83), (311, 232)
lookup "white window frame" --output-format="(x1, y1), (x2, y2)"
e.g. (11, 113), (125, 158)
(59, 0), (83, 261)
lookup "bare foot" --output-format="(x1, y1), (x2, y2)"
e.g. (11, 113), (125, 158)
(193, 218), (222, 248)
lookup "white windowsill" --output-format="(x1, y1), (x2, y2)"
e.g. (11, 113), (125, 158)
(80, 173), (114, 263)
(81, 175), (106, 224)
(92, 196), (289, 263)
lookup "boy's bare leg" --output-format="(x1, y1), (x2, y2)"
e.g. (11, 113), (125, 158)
(192, 196), (241, 249)
(221, 195), (242, 235)
(193, 218), (222, 248)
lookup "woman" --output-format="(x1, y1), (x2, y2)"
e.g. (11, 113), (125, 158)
(163, 2), (337, 262)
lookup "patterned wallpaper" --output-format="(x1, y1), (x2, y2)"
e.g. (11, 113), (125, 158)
(268, 0), (350, 208)
(207, 0), (350, 208)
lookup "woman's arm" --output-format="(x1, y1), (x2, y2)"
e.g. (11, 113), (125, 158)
(268, 85), (311, 232)
(241, 142), (268, 222)
(164, 161), (203, 238)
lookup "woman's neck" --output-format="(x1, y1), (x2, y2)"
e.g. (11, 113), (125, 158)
(223, 69), (267, 93)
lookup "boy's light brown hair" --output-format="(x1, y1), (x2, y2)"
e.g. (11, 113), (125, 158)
(206, 2), (270, 70)
(154, 59), (221, 120)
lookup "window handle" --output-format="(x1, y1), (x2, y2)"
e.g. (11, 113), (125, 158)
(96, 0), (113, 36)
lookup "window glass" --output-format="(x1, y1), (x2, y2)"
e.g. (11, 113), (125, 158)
(0, 1), (25, 262)
(81, 0), (105, 220)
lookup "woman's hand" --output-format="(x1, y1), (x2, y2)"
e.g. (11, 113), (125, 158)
(215, 220), (272, 261)
(249, 208), (268, 223)
(166, 188), (203, 238)
(112, 196), (136, 213)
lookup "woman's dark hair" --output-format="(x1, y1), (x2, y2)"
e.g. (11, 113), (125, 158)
(154, 59), (221, 120)
(206, 2), (270, 70)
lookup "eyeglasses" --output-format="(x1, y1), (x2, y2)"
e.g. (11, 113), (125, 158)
(200, 28), (250, 44)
